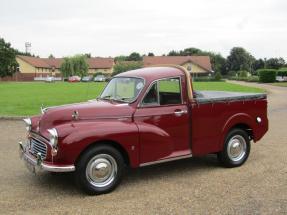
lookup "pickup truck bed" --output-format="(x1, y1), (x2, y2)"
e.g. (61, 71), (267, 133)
(195, 91), (267, 104)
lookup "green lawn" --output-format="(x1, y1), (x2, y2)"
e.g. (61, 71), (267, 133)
(0, 81), (264, 116)
(271, 82), (287, 87)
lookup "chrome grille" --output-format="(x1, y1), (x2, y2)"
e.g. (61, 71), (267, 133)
(30, 137), (47, 159)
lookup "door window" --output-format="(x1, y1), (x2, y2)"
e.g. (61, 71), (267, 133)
(141, 77), (182, 106)
(142, 82), (159, 106)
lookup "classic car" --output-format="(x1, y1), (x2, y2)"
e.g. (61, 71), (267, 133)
(94, 75), (106, 82)
(68, 76), (81, 82)
(19, 66), (268, 195)
(81, 76), (93, 82)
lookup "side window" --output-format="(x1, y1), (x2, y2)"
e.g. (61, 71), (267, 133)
(158, 77), (181, 105)
(141, 77), (182, 106)
(142, 83), (159, 106)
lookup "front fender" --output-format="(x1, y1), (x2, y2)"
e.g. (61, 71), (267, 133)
(55, 120), (140, 167)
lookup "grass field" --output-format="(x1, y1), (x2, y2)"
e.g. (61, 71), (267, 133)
(271, 82), (287, 87)
(0, 81), (264, 116)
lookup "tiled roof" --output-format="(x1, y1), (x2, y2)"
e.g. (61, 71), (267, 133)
(17, 56), (51, 68)
(143, 56), (212, 72)
(86, 57), (114, 69)
(17, 55), (114, 69)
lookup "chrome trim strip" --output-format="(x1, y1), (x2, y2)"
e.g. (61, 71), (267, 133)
(134, 112), (173, 117)
(139, 154), (193, 167)
(19, 141), (75, 172)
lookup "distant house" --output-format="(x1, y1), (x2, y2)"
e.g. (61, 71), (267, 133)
(14, 55), (114, 81)
(143, 56), (213, 76)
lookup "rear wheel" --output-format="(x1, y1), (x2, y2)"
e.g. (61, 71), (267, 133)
(75, 145), (125, 195)
(218, 128), (250, 167)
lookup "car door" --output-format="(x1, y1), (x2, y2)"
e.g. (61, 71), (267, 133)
(134, 77), (191, 164)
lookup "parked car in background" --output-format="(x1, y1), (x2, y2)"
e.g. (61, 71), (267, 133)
(276, 76), (287, 82)
(94, 75), (106, 82)
(45, 77), (55, 83)
(81, 76), (93, 82)
(68, 76), (81, 83)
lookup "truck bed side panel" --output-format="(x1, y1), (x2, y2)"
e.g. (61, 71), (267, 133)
(191, 98), (268, 156)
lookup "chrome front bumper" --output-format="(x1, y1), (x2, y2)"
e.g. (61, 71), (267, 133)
(19, 141), (75, 173)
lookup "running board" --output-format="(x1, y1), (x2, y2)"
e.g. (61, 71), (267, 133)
(139, 154), (193, 167)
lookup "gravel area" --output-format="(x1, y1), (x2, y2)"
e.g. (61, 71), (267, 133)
(0, 82), (286, 215)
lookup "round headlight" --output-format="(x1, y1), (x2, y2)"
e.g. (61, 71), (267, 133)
(47, 128), (58, 148)
(256, 117), (262, 123)
(23, 118), (32, 131)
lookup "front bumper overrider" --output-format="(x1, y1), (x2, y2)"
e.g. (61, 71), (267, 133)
(19, 141), (75, 173)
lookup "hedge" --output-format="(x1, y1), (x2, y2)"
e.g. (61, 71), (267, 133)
(228, 76), (259, 82)
(193, 76), (225, 82)
(277, 68), (287, 77)
(257, 69), (277, 83)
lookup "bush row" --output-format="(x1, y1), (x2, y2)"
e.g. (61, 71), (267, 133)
(193, 77), (225, 82)
(228, 76), (259, 82)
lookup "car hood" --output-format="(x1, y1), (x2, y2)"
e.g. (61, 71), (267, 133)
(38, 100), (134, 135)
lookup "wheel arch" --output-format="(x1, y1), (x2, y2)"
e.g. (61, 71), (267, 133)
(219, 113), (255, 151)
(75, 139), (131, 167)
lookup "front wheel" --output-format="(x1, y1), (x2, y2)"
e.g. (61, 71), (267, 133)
(217, 128), (250, 167)
(75, 145), (125, 195)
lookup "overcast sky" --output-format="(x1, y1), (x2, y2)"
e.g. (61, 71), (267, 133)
(1, 0), (286, 59)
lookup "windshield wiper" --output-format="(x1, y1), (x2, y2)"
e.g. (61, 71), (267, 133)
(99, 95), (113, 100)
(115, 97), (132, 102)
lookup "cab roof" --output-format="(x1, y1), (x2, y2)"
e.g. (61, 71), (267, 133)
(116, 67), (185, 81)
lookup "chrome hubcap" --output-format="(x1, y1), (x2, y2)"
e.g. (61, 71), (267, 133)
(86, 154), (117, 187)
(227, 135), (247, 162)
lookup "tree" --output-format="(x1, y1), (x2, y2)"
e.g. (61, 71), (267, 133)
(179, 47), (202, 56)
(209, 53), (227, 75)
(60, 57), (74, 78)
(113, 61), (143, 76)
(114, 55), (127, 62)
(226, 47), (255, 73)
(84, 53), (91, 58)
(252, 58), (265, 71)
(265, 57), (285, 69)
(60, 55), (88, 78)
(48, 54), (55, 59)
(0, 38), (18, 77)
(147, 52), (154, 56)
(72, 55), (89, 77)
(167, 47), (227, 75)
(127, 52), (142, 61)
(167, 50), (179, 56)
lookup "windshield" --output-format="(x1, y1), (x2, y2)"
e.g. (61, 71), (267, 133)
(99, 77), (144, 102)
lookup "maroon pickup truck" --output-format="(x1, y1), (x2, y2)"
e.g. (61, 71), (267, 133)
(19, 66), (268, 195)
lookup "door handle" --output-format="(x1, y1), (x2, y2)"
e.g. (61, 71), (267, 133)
(174, 109), (187, 116)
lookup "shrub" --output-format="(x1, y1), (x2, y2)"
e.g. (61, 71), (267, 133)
(227, 71), (237, 77)
(239, 70), (248, 78)
(193, 76), (225, 82)
(214, 72), (222, 81)
(258, 69), (276, 83)
(246, 76), (259, 82)
(227, 76), (259, 82)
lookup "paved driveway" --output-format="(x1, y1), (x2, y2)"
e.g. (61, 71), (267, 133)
(0, 82), (286, 214)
